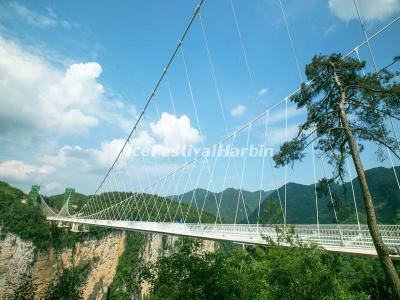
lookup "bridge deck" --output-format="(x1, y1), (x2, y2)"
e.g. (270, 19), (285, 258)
(47, 216), (400, 259)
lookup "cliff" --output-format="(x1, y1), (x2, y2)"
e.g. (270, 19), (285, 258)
(0, 231), (215, 299)
(0, 232), (125, 299)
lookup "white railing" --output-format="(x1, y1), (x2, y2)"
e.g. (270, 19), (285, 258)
(46, 216), (400, 257)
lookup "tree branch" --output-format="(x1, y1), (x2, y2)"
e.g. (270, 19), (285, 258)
(344, 99), (400, 121)
(353, 127), (400, 160)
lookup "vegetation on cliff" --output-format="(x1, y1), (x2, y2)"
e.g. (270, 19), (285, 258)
(106, 232), (144, 299)
(141, 237), (399, 299)
(0, 181), (51, 249)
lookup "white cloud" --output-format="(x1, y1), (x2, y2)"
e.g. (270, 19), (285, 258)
(39, 140), (130, 172)
(258, 88), (268, 96)
(42, 181), (63, 194)
(0, 160), (54, 182)
(94, 139), (133, 168)
(0, 36), (133, 140)
(267, 125), (299, 146)
(230, 105), (246, 117)
(39, 112), (203, 176)
(329, 0), (400, 22)
(324, 23), (338, 36)
(131, 131), (156, 149)
(268, 106), (306, 124)
(8, 2), (57, 28)
(0, 2), (73, 29)
(150, 113), (202, 148)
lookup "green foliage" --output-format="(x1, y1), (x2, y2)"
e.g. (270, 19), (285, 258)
(334, 254), (393, 299)
(107, 232), (144, 299)
(96, 192), (215, 224)
(45, 192), (88, 213)
(11, 273), (35, 300)
(50, 222), (113, 250)
(45, 263), (90, 300)
(0, 181), (114, 251)
(0, 181), (51, 250)
(142, 238), (374, 299)
(273, 53), (400, 189)
(170, 188), (272, 222)
(262, 196), (284, 224)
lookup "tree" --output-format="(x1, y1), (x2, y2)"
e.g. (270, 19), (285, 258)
(45, 266), (86, 300)
(273, 54), (400, 296)
(141, 237), (368, 299)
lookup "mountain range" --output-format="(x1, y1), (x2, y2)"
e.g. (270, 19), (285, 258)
(170, 166), (400, 224)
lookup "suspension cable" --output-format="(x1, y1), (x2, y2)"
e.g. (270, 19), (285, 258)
(230, 0), (253, 83)
(278, 0), (303, 83)
(86, 0), (204, 207)
(77, 11), (400, 221)
(311, 133), (320, 238)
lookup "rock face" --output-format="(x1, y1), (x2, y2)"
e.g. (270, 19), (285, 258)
(0, 234), (35, 299)
(0, 232), (125, 300)
(0, 231), (215, 300)
(31, 247), (59, 299)
(63, 232), (126, 300)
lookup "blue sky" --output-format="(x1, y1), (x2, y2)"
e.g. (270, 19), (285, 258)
(0, 0), (399, 196)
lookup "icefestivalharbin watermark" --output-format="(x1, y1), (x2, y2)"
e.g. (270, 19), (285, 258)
(131, 144), (274, 158)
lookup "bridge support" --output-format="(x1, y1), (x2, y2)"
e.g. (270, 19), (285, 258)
(70, 223), (89, 233)
(57, 221), (70, 228)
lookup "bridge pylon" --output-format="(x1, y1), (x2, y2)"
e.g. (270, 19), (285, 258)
(28, 185), (40, 205)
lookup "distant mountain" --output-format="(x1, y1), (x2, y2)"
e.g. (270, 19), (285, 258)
(248, 166), (400, 224)
(169, 188), (272, 222)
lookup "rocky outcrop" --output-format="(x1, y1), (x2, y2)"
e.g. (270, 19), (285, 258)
(0, 234), (35, 299)
(31, 247), (59, 299)
(0, 231), (215, 300)
(62, 232), (126, 300)
(0, 232), (126, 300)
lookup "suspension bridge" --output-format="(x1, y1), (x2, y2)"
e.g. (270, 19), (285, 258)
(39, 0), (400, 258)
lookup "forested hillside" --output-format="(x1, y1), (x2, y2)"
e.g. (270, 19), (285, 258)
(169, 166), (400, 225)
(0, 181), (51, 249)
(248, 166), (400, 224)
(169, 188), (272, 222)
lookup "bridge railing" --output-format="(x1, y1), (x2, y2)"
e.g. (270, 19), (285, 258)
(186, 223), (400, 250)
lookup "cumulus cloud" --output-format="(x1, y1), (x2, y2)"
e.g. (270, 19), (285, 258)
(131, 131), (156, 150)
(230, 105), (246, 117)
(0, 36), (133, 141)
(39, 141), (128, 172)
(150, 113), (202, 148)
(0, 160), (55, 182)
(39, 112), (203, 176)
(329, 0), (400, 22)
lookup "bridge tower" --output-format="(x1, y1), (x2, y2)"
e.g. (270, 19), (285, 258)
(28, 185), (40, 205)
(57, 188), (76, 228)
(64, 188), (75, 202)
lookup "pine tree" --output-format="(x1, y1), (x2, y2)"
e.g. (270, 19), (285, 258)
(273, 54), (400, 297)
